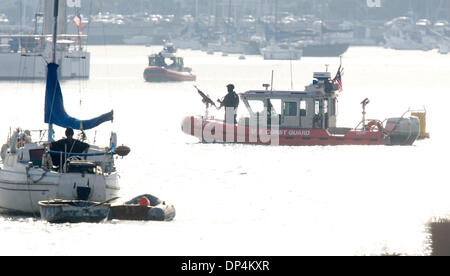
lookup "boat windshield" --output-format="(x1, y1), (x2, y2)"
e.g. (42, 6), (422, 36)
(149, 56), (183, 69)
(268, 99), (281, 115)
(246, 99), (281, 115)
(247, 100), (264, 113)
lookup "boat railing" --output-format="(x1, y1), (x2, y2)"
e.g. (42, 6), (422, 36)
(353, 119), (384, 131)
(353, 107), (427, 135)
(46, 150), (115, 174)
(0, 34), (88, 54)
(10, 128), (128, 173)
(47, 150), (113, 157)
(398, 107), (427, 119)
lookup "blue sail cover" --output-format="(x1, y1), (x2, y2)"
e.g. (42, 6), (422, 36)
(44, 63), (113, 130)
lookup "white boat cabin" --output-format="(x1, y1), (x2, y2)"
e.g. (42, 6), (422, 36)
(148, 52), (185, 70)
(239, 72), (339, 129)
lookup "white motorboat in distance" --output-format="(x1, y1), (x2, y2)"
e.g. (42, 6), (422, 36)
(261, 42), (302, 60)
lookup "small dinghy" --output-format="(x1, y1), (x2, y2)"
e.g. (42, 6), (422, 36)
(107, 194), (175, 221)
(38, 199), (113, 223)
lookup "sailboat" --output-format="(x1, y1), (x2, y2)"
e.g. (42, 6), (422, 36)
(0, 0), (127, 214)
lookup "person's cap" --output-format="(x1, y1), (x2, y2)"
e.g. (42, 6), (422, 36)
(65, 127), (74, 137)
(226, 84), (234, 89)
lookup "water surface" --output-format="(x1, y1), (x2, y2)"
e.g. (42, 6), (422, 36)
(0, 46), (447, 256)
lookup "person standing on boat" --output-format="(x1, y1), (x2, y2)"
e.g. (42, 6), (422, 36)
(218, 84), (240, 124)
(156, 52), (167, 67)
(48, 127), (90, 167)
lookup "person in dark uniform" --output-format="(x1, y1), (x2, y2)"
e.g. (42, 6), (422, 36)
(155, 52), (167, 67)
(218, 84), (240, 124)
(49, 127), (89, 167)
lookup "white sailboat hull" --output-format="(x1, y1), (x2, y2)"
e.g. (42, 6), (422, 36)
(0, 167), (119, 214)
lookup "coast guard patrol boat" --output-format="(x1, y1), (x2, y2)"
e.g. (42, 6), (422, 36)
(182, 68), (424, 146)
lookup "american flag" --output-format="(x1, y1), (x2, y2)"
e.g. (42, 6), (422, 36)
(73, 13), (83, 35)
(333, 65), (343, 92)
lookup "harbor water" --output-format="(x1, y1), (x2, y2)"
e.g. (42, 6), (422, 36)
(0, 46), (448, 255)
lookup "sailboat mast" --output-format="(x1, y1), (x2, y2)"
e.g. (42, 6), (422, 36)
(52, 0), (59, 63)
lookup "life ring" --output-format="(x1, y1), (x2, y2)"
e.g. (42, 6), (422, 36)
(366, 120), (383, 131)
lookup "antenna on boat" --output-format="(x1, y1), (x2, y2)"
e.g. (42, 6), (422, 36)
(290, 58), (293, 90)
(325, 64), (329, 72)
(361, 98), (370, 129)
(270, 70), (274, 92)
(52, 0), (59, 64)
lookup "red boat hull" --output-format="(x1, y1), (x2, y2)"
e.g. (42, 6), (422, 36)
(181, 116), (384, 146)
(143, 66), (196, 82)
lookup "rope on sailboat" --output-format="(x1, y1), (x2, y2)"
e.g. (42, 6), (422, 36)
(25, 164), (49, 184)
(24, 165), (45, 218)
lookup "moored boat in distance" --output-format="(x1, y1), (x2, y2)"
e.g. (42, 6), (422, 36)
(261, 41), (302, 60)
(181, 68), (424, 146)
(143, 46), (196, 82)
(298, 42), (349, 57)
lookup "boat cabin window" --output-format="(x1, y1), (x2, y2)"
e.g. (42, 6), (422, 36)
(314, 100), (321, 115)
(283, 102), (297, 116)
(29, 148), (44, 167)
(148, 56), (157, 66)
(323, 99), (329, 128)
(168, 57), (182, 67)
(268, 99), (281, 115)
(299, 100), (306, 116)
(176, 57), (184, 66)
(313, 100), (324, 129)
(247, 100), (265, 113)
(329, 98), (337, 116)
(247, 99), (281, 115)
(149, 55), (175, 67)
